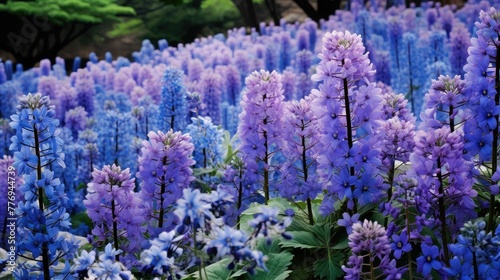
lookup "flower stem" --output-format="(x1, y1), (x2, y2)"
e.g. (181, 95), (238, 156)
(488, 38), (500, 233)
(300, 121), (314, 225)
(436, 158), (450, 265)
(34, 126), (50, 280)
(342, 75), (356, 213)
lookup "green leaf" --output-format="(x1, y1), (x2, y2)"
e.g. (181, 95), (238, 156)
(257, 238), (283, 255)
(248, 252), (293, 280)
(280, 231), (322, 249)
(331, 235), (348, 250)
(192, 258), (232, 280)
(313, 253), (344, 280)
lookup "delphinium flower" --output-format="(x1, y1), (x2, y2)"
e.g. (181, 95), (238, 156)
(219, 156), (262, 228)
(140, 230), (184, 279)
(73, 68), (96, 115)
(375, 108), (416, 205)
(446, 220), (500, 279)
(137, 130), (195, 237)
(0, 80), (21, 119)
(84, 164), (146, 267)
(265, 43), (280, 72)
(72, 243), (133, 279)
(0, 62), (5, 84)
(294, 49), (314, 75)
(220, 65), (242, 106)
(388, 16), (404, 77)
(96, 109), (134, 170)
(186, 116), (224, 169)
(53, 81), (78, 125)
(199, 69), (224, 126)
(9, 93), (79, 279)
(64, 106), (88, 140)
(39, 59), (51, 76)
(76, 129), (99, 187)
(37, 76), (59, 101)
(449, 21), (471, 78)
(237, 70), (285, 203)
(280, 96), (322, 224)
(427, 30), (448, 65)
(463, 7), (500, 232)
(398, 32), (427, 117)
(410, 127), (478, 264)
(281, 68), (296, 101)
(296, 29), (309, 51)
(420, 75), (468, 132)
(72, 56), (81, 72)
(302, 19), (317, 52)
(0, 119), (13, 157)
(342, 220), (401, 279)
(416, 243), (443, 277)
(159, 67), (188, 132)
(310, 30), (384, 214)
(234, 50), (250, 83)
(279, 32), (294, 72)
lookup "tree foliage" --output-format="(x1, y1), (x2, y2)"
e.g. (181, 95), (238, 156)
(0, 0), (134, 68)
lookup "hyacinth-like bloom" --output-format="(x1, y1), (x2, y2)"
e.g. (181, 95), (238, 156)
(84, 164), (145, 267)
(96, 109), (134, 170)
(9, 93), (79, 278)
(76, 129), (99, 186)
(463, 7), (500, 231)
(0, 62), (6, 84)
(281, 68), (296, 101)
(0, 80), (21, 120)
(37, 76), (58, 101)
(237, 70), (285, 202)
(446, 220), (500, 279)
(199, 69), (223, 125)
(295, 49), (313, 75)
(450, 21), (471, 78)
(73, 68), (96, 115)
(411, 127), (477, 263)
(221, 65), (242, 106)
(137, 130), (195, 237)
(397, 32), (427, 117)
(186, 116), (224, 169)
(159, 67), (188, 132)
(0, 118), (13, 157)
(376, 115), (416, 172)
(54, 81), (78, 124)
(64, 106), (88, 140)
(72, 243), (133, 279)
(280, 97), (322, 222)
(310, 30), (384, 213)
(420, 75), (468, 131)
(342, 220), (400, 279)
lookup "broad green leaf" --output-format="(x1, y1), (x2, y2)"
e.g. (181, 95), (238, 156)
(313, 253), (344, 280)
(280, 231), (322, 249)
(191, 258), (232, 280)
(331, 235), (349, 250)
(257, 238), (283, 255)
(248, 252), (293, 280)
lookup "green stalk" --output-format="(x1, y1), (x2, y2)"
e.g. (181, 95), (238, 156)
(34, 127), (50, 280)
(436, 158), (450, 265)
(488, 37), (500, 232)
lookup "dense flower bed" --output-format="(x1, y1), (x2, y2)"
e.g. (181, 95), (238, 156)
(1, 0), (500, 279)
